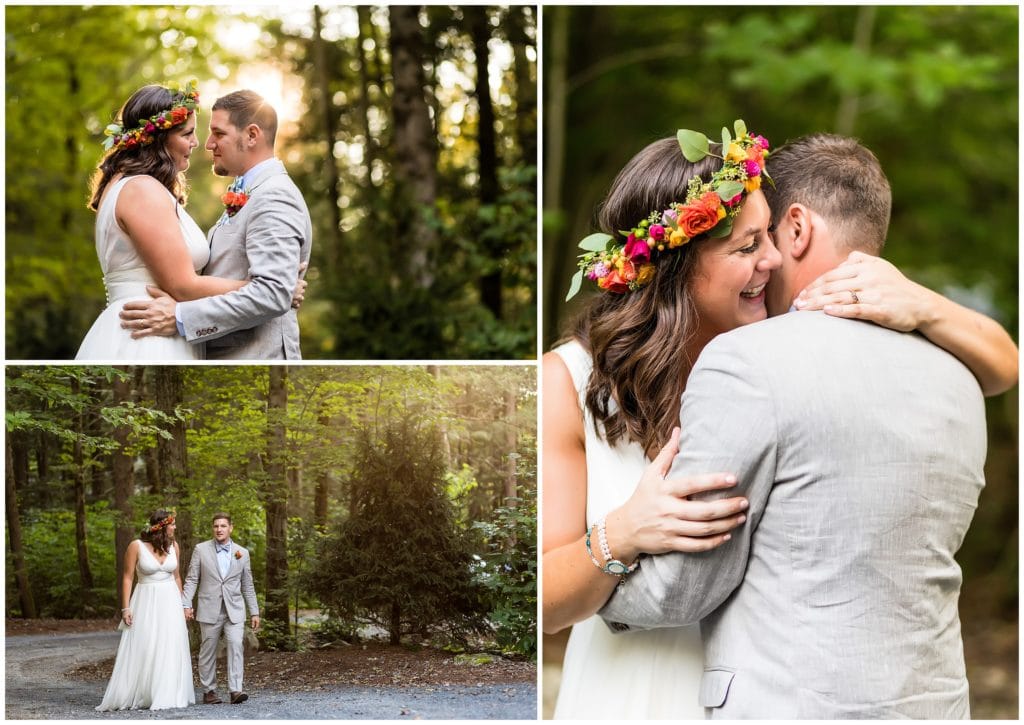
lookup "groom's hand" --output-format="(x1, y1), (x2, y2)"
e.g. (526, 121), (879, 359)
(184, 607), (194, 621)
(251, 615), (260, 630)
(120, 286), (178, 338)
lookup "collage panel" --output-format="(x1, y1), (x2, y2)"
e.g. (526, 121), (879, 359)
(5, 364), (537, 719)
(5, 4), (536, 362)
(540, 4), (1017, 720)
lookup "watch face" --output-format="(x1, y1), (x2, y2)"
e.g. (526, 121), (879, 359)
(605, 560), (628, 575)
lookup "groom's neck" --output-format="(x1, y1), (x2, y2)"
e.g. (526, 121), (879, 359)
(236, 148), (275, 177)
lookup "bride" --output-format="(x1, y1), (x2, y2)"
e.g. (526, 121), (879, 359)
(76, 81), (299, 361)
(96, 510), (194, 711)
(542, 123), (1018, 718)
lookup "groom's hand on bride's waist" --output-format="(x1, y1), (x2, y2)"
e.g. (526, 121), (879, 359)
(120, 286), (178, 338)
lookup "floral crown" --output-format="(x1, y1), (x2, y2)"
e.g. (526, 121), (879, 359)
(566, 119), (770, 300)
(146, 514), (175, 534)
(102, 80), (200, 152)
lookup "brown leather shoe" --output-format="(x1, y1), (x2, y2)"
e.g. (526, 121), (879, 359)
(203, 691), (222, 704)
(230, 691), (248, 704)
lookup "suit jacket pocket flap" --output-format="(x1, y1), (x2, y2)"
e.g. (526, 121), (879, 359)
(699, 668), (736, 708)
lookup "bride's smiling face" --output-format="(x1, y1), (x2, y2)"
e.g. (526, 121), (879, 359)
(166, 114), (198, 173)
(689, 190), (781, 336)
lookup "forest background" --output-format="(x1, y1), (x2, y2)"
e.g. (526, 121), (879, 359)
(6, 4), (537, 360)
(542, 5), (1018, 718)
(6, 365), (537, 659)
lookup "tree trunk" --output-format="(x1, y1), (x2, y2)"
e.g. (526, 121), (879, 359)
(389, 5), (437, 289)
(356, 5), (379, 192)
(467, 6), (503, 319)
(543, 6), (570, 349)
(314, 406), (331, 531)
(155, 368), (192, 568)
(6, 438), (38, 618)
(389, 599), (401, 645)
(312, 4), (344, 284)
(264, 367), (291, 629)
(835, 6), (876, 136)
(111, 369), (135, 601)
(504, 390), (518, 503)
(508, 5), (537, 167)
(70, 377), (95, 607)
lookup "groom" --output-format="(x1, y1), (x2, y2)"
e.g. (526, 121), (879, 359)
(120, 90), (313, 359)
(600, 134), (987, 718)
(182, 512), (260, 705)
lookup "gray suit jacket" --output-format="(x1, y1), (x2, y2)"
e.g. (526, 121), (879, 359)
(182, 539), (259, 625)
(600, 312), (987, 718)
(178, 158), (313, 360)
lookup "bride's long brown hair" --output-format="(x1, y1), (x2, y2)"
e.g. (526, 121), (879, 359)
(88, 85), (191, 211)
(570, 137), (723, 456)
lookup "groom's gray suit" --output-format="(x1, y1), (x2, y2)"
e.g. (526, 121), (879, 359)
(600, 311), (987, 718)
(177, 158), (313, 360)
(182, 540), (259, 694)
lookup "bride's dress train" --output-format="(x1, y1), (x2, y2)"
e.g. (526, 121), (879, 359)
(552, 341), (705, 719)
(76, 175), (209, 361)
(96, 543), (195, 711)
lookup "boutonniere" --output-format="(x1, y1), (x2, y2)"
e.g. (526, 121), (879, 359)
(234, 550), (243, 560)
(221, 189), (249, 217)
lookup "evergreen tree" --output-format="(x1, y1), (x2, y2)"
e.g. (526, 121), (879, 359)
(310, 417), (487, 645)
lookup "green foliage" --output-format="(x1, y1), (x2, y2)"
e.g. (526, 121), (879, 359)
(472, 484), (538, 658)
(308, 418), (489, 645)
(6, 502), (117, 617)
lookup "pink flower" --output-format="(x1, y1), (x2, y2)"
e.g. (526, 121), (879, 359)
(754, 134), (769, 149)
(724, 192), (743, 207)
(648, 224), (666, 242)
(744, 159), (761, 177)
(145, 123), (156, 133)
(661, 209), (678, 225)
(623, 233), (651, 263)
(589, 262), (609, 280)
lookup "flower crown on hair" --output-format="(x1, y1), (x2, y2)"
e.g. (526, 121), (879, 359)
(102, 80), (200, 152)
(566, 120), (770, 300)
(146, 514), (175, 534)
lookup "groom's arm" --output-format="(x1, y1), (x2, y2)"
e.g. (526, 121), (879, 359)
(599, 334), (778, 630)
(181, 544), (202, 608)
(240, 550), (260, 619)
(177, 189), (307, 343)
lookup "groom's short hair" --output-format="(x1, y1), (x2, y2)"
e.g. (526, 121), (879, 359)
(212, 512), (232, 525)
(213, 90), (278, 147)
(764, 133), (891, 255)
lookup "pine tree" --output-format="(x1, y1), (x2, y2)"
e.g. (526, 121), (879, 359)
(310, 417), (487, 645)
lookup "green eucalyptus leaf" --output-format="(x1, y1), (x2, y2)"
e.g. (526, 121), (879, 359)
(677, 129), (709, 162)
(578, 232), (613, 252)
(717, 180), (744, 201)
(565, 269), (584, 301)
(710, 216), (734, 239)
(734, 119), (747, 138)
(721, 127), (731, 154)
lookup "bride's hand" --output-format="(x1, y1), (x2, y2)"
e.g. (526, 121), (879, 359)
(121, 609), (133, 627)
(604, 427), (748, 564)
(795, 251), (930, 332)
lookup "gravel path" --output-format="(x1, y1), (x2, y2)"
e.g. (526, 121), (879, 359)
(6, 632), (537, 720)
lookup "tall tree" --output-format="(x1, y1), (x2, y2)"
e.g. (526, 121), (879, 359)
(5, 437), (38, 618)
(154, 368), (192, 567)
(111, 368), (135, 603)
(467, 7), (503, 319)
(311, 4), (344, 283)
(264, 366), (290, 635)
(70, 375), (95, 604)
(388, 5), (438, 289)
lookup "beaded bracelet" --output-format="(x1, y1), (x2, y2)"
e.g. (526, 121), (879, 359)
(585, 519), (638, 577)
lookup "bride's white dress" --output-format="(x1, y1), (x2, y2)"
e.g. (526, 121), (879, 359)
(96, 542), (195, 711)
(552, 341), (705, 719)
(76, 175), (209, 361)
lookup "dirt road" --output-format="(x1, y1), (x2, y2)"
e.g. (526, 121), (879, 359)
(6, 632), (536, 720)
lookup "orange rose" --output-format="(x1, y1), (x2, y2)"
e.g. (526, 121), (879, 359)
(678, 193), (722, 237)
(598, 259), (635, 293)
(635, 264), (656, 286)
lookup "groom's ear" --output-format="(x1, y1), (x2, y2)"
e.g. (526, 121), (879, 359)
(784, 204), (813, 260)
